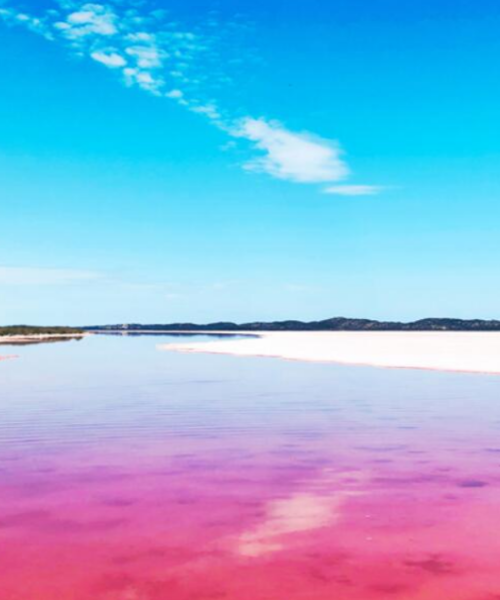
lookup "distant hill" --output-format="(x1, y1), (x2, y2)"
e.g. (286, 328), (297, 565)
(84, 317), (500, 332)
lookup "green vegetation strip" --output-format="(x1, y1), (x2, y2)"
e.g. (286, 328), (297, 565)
(0, 326), (84, 337)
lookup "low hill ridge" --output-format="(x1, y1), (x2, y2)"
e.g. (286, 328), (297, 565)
(85, 317), (500, 332)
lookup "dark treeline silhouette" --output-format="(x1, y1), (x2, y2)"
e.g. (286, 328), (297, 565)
(0, 326), (84, 337)
(84, 317), (500, 333)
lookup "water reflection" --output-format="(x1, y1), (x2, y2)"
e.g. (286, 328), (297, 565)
(237, 468), (365, 557)
(0, 335), (84, 346)
(1, 334), (500, 599)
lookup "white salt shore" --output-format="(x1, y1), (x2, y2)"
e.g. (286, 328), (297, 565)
(159, 331), (500, 375)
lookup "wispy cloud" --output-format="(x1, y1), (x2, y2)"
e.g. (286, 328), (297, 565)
(58, 3), (118, 38)
(0, 1), (382, 193)
(90, 50), (126, 68)
(324, 184), (384, 196)
(233, 117), (349, 184)
(0, 5), (52, 37)
(0, 266), (102, 285)
(1, 1), (207, 97)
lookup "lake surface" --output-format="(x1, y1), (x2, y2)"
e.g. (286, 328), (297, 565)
(2, 334), (500, 600)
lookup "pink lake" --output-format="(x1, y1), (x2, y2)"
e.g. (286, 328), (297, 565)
(2, 334), (500, 600)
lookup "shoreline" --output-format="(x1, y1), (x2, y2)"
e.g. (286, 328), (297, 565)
(158, 331), (500, 375)
(0, 333), (89, 345)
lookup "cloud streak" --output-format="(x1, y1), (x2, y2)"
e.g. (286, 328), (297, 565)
(0, 1), (381, 193)
(324, 184), (384, 196)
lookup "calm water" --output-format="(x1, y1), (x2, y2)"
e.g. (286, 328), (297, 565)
(2, 334), (500, 600)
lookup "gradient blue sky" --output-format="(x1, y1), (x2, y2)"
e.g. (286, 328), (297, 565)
(1, 0), (500, 325)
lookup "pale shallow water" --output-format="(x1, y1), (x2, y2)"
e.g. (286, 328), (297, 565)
(2, 334), (500, 600)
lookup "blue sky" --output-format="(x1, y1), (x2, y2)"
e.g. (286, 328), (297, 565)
(1, 0), (500, 325)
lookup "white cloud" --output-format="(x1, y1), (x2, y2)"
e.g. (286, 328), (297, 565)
(324, 184), (383, 196)
(90, 49), (126, 67)
(125, 44), (162, 69)
(232, 117), (349, 184)
(0, 267), (102, 286)
(122, 67), (163, 94)
(166, 89), (183, 99)
(0, 1), (383, 193)
(3, 1), (192, 96)
(50, 3), (169, 94)
(189, 103), (221, 121)
(0, 7), (52, 38)
(59, 4), (118, 38)
(127, 32), (154, 43)
(67, 10), (95, 24)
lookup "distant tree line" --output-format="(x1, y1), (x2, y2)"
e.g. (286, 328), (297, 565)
(0, 326), (84, 337)
(85, 317), (500, 332)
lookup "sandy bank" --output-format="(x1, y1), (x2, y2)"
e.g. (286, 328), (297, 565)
(158, 331), (500, 375)
(0, 333), (88, 345)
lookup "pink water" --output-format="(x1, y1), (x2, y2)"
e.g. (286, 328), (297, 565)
(2, 335), (500, 600)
